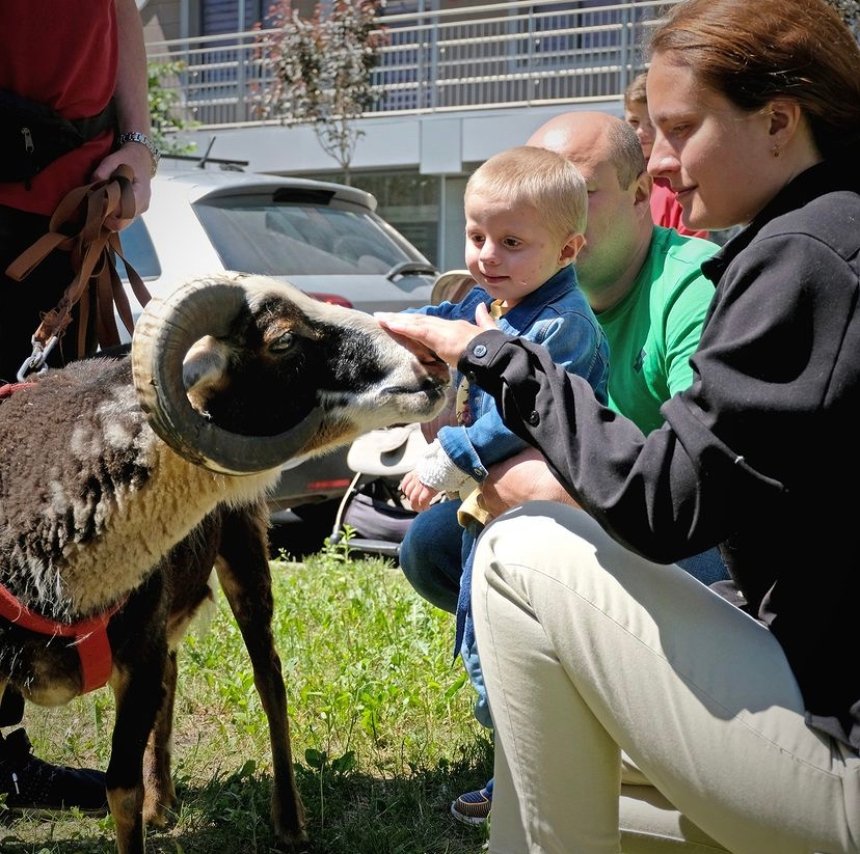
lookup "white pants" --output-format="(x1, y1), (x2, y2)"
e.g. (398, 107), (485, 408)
(470, 503), (860, 854)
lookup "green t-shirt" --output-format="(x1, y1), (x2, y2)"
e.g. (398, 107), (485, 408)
(597, 226), (719, 434)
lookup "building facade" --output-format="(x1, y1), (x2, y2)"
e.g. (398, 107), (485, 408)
(138, 1), (657, 268)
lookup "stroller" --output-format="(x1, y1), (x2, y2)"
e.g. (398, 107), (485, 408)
(328, 270), (476, 559)
(328, 422), (428, 559)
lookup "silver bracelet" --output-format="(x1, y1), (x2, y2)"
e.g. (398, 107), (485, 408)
(118, 131), (160, 176)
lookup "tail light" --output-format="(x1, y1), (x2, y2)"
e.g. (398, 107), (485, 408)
(307, 292), (354, 308)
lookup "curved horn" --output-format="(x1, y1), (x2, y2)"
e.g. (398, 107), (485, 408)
(131, 277), (322, 475)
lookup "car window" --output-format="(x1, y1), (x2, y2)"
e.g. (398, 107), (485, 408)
(194, 196), (417, 276)
(116, 218), (162, 280)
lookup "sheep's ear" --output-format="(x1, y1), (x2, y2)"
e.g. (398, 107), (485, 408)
(131, 277), (322, 475)
(182, 335), (229, 412)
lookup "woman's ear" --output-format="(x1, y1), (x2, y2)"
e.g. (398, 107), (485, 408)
(766, 98), (803, 144)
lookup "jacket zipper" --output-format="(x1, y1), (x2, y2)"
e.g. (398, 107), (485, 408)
(21, 126), (34, 189)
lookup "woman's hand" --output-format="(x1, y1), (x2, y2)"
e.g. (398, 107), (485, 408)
(375, 302), (497, 367)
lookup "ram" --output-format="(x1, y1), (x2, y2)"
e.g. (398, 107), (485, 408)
(0, 273), (449, 854)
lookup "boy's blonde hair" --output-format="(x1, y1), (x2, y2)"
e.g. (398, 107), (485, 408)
(465, 145), (587, 239)
(624, 71), (649, 108)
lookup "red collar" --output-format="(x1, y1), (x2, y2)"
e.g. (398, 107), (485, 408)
(0, 382), (35, 398)
(0, 582), (124, 693)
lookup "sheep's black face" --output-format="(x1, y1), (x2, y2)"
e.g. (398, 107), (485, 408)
(182, 285), (450, 451)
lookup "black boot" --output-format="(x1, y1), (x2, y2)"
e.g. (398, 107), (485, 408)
(0, 728), (108, 814)
(0, 689), (24, 727)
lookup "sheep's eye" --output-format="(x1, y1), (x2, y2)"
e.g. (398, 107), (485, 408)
(269, 332), (295, 354)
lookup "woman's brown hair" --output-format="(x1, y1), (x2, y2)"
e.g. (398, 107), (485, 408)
(648, 0), (860, 158)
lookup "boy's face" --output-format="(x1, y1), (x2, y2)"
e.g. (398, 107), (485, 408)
(624, 100), (655, 159)
(464, 191), (583, 309)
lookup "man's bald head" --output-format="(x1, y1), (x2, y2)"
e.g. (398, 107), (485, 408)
(527, 111), (645, 191)
(524, 111), (654, 309)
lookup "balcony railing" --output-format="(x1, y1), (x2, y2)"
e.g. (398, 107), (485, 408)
(146, 0), (672, 130)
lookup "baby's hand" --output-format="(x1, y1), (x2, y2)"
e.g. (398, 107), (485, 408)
(400, 470), (440, 512)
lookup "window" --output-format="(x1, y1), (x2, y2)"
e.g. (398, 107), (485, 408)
(201, 0), (267, 34)
(194, 194), (418, 276)
(350, 171), (440, 266)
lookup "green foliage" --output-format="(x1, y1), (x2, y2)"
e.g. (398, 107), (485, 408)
(6, 555), (491, 853)
(147, 60), (197, 156)
(255, 0), (388, 182)
(319, 523), (358, 562)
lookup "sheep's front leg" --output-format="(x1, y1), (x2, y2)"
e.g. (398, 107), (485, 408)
(107, 600), (169, 854)
(215, 506), (308, 848)
(142, 648), (178, 825)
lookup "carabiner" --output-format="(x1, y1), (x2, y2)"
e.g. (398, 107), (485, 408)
(16, 336), (58, 382)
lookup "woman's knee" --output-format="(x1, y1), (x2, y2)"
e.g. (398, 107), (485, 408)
(474, 502), (608, 587)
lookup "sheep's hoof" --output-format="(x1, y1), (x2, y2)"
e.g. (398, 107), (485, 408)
(142, 789), (176, 827)
(142, 805), (170, 828)
(274, 826), (310, 853)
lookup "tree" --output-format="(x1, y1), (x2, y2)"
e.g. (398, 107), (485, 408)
(148, 60), (197, 156)
(254, 0), (388, 184)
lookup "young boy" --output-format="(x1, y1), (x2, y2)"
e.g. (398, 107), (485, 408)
(398, 144), (610, 802)
(401, 144), (608, 513)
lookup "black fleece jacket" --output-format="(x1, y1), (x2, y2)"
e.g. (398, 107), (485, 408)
(459, 158), (860, 752)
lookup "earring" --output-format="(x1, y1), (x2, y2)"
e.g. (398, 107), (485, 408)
(771, 145), (781, 158)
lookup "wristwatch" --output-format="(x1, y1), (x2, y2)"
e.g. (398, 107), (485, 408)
(118, 131), (160, 176)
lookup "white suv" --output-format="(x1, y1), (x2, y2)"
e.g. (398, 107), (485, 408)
(118, 159), (438, 527)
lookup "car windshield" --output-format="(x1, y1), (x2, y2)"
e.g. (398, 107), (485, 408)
(194, 194), (417, 276)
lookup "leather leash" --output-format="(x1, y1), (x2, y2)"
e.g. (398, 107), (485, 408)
(5, 164), (151, 380)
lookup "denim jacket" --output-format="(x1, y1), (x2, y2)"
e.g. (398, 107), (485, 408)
(413, 266), (609, 482)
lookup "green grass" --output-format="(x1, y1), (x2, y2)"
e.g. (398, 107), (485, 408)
(1, 543), (492, 853)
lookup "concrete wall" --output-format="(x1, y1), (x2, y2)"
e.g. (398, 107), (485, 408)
(141, 0), (182, 40)
(179, 101), (621, 177)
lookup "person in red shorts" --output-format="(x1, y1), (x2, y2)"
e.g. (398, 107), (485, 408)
(0, 0), (156, 383)
(0, 0), (155, 812)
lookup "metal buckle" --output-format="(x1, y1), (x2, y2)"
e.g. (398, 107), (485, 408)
(16, 336), (58, 382)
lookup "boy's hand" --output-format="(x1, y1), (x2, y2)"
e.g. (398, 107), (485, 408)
(420, 385), (457, 443)
(400, 469), (440, 512)
(481, 447), (579, 517)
